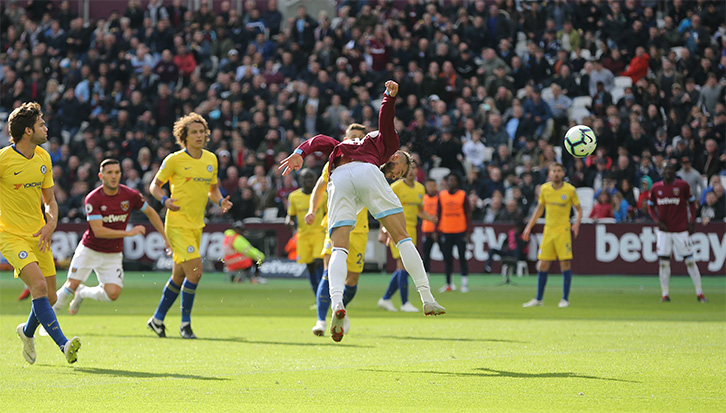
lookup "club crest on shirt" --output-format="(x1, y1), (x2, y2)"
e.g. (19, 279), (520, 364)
(18, 251), (28, 259)
(673, 187), (680, 196)
(187, 246), (195, 253)
(207, 165), (213, 172)
(101, 205), (107, 211)
(40, 165), (47, 174)
(561, 194), (567, 200)
(72, 267), (78, 273)
(121, 200), (130, 211)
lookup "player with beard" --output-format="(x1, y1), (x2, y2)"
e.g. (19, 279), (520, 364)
(280, 80), (445, 343)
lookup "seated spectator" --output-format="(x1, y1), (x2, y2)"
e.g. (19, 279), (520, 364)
(636, 176), (653, 220)
(699, 191), (726, 225)
(612, 191), (630, 223)
(589, 191), (614, 221)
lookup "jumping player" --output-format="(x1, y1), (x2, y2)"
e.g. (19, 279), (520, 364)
(648, 162), (708, 303)
(522, 162), (582, 308)
(53, 159), (171, 314)
(1, 102), (81, 364)
(280, 80), (445, 343)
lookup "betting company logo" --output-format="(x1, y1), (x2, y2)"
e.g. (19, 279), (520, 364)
(185, 177), (212, 183)
(102, 214), (129, 223)
(14, 181), (42, 190)
(656, 197), (681, 206)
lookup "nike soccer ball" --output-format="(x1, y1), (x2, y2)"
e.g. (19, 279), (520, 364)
(563, 125), (597, 158)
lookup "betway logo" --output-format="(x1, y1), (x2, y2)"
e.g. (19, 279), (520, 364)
(656, 198), (680, 205)
(596, 225), (726, 271)
(14, 181), (42, 189)
(102, 214), (129, 223)
(259, 259), (307, 277)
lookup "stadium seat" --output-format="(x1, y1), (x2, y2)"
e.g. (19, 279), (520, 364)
(633, 187), (640, 201)
(576, 187), (594, 218)
(554, 145), (562, 162)
(597, 218), (617, 224)
(571, 49), (591, 60)
(569, 107), (591, 123)
(428, 167), (451, 184)
(614, 76), (633, 88)
(572, 96), (592, 108)
(720, 175), (726, 189)
(670, 46), (684, 59)
(516, 87), (527, 100)
(262, 207), (279, 221)
(610, 87), (625, 104)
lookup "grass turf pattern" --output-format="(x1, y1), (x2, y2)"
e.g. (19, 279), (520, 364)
(1, 272), (724, 411)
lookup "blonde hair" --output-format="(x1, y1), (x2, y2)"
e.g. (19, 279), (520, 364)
(173, 112), (210, 148)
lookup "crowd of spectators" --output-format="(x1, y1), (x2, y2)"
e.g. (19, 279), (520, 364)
(1, 0), (725, 226)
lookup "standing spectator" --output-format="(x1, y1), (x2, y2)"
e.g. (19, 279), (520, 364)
(437, 173), (471, 293)
(700, 139), (726, 182)
(677, 156), (705, 201)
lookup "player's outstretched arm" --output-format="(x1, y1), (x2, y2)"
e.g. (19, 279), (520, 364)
(280, 135), (339, 176)
(378, 81), (400, 155)
(36, 186), (59, 252)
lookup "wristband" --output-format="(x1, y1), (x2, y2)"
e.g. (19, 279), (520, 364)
(384, 89), (390, 96)
(161, 196), (169, 205)
(294, 148), (303, 155)
(218, 198), (223, 207)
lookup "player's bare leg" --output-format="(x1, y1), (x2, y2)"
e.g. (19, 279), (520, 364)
(329, 226), (352, 341)
(379, 212), (444, 316)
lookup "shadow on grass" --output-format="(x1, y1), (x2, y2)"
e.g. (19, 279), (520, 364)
(376, 335), (527, 344)
(75, 367), (228, 381)
(79, 333), (372, 348)
(368, 367), (638, 383)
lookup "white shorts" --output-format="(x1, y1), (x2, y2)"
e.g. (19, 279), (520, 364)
(327, 162), (402, 233)
(656, 230), (693, 258)
(67, 243), (125, 287)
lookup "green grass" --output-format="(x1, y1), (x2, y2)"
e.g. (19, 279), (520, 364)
(1, 271), (724, 412)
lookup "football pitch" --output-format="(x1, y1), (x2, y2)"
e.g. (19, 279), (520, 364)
(1, 271), (724, 412)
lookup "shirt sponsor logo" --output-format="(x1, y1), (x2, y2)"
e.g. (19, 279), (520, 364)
(13, 181), (42, 189)
(102, 213), (129, 223)
(656, 198), (680, 205)
(185, 177), (212, 183)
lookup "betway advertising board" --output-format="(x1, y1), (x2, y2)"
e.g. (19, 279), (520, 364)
(45, 223), (725, 275)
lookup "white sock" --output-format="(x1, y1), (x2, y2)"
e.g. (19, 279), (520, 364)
(461, 276), (469, 288)
(397, 239), (435, 303)
(55, 286), (74, 308)
(659, 259), (670, 297)
(328, 248), (348, 307)
(685, 257), (703, 296)
(79, 285), (112, 302)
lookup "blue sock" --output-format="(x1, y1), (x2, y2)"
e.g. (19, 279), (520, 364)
(536, 271), (548, 301)
(180, 279), (198, 324)
(382, 270), (400, 300)
(398, 270), (410, 304)
(23, 308), (41, 338)
(343, 284), (358, 306)
(562, 270), (572, 301)
(32, 297), (68, 349)
(153, 278), (180, 321)
(316, 271), (330, 322)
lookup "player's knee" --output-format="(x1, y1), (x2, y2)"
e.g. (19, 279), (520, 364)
(685, 256), (696, 267)
(659, 257), (670, 268)
(106, 287), (122, 301)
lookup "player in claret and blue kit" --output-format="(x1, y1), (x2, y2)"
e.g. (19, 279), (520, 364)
(648, 163), (708, 303)
(53, 159), (171, 314)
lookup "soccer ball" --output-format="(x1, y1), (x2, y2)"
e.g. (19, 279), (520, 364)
(563, 125), (597, 158)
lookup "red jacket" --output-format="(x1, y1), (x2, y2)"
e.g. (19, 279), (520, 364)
(622, 53), (650, 83)
(173, 53), (197, 77)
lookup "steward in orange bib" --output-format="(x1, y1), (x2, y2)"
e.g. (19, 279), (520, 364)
(421, 178), (440, 272)
(223, 222), (266, 283)
(437, 173), (471, 293)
